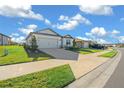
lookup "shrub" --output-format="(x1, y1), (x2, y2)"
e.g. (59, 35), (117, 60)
(30, 35), (38, 51)
(90, 44), (106, 50)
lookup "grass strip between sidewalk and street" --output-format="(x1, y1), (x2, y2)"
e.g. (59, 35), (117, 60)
(99, 49), (118, 58)
(0, 64), (75, 88)
(68, 48), (103, 54)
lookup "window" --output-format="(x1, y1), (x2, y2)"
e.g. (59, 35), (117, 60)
(66, 39), (71, 45)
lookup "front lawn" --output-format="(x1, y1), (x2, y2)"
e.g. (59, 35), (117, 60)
(0, 46), (53, 66)
(0, 64), (75, 88)
(0, 46), (4, 57)
(99, 49), (118, 58)
(68, 48), (103, 54)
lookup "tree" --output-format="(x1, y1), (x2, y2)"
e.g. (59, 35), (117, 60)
(30, 35), (38, 51)
(73, 39), (76, 48)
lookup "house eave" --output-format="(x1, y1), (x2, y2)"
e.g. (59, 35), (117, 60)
(0, 33), (11, 39)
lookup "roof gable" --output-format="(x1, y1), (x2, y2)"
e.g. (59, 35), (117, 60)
(63, 35), (73, 38)
(37, 29), (60, 36)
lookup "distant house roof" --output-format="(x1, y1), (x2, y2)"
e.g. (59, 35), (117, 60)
(75, 38), (92, 42)
(74, 38), (83, 42)
(0, 33), (11, 38)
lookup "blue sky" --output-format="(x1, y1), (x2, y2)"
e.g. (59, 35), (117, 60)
(0, 5), (124, 44)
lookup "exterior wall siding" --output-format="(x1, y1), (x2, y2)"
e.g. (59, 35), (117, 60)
(0, 34), (10, 45)
(35, 34), (61, 48)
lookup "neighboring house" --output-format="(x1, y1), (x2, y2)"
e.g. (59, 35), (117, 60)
(74, 38), (84, 48)
(75, 38), (94, 48)
(114, 43), (124, 47)
(26, 28), (74, 49)
(83, 40), (90, 48)
(105, 43), (124, 48)
(0, 33), (11, 45)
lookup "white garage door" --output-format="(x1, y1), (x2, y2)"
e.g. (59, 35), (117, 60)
(84, 42), (89, 48)
(37, 38), (59, 48)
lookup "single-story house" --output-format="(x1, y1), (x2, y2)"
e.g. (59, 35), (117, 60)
(74, 38), (83, 48)
(26, 28), (74, 49)
(0, 33), (11, 45)
(74, 38), (94, 48)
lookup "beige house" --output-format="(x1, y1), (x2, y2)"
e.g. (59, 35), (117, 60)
(0, 33), (11, 45)
(75, 38), (94, 48)
(26, 28), (74, 49)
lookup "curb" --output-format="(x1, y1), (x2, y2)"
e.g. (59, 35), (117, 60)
(76, 49), (120, 80)
(66, 49), (121, 88)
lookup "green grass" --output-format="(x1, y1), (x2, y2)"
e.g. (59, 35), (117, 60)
(0, 65), (75, 88)
(0, 46), (53, 66)
(68, 48), (103, 54)
(0, 46), (4, 57)
(99, 49), (118, 58)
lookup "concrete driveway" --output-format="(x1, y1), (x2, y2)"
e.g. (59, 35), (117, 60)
(39, 48), (79, 60)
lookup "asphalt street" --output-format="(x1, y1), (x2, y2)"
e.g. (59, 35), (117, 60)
(104, 48), (124, 88)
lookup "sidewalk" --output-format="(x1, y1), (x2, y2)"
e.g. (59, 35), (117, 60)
(0, 50), (110, 80)
(66, 50), (121, 88)
(69, 50), (110, 79)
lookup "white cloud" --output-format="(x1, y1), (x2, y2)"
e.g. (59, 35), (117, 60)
(111, 30), (120, 35)
(118, 36), (124, 43)
(11, 24), (38, 43)
(10, 33), (19, 37)
(79, 5), (113, 15)
(76, 36), (91, 41)
(44, 19), (51, 25)
(85, 32), (92, 36)
(85, 27), (123, 44)
(19, 24), (38, 35)
(88, 27), (107, 37)
(0, 5), (43, 20)
(55, 13), (91, 30)
(59, 15), (69, 21)
(18, 22), (22, 25)
(0, 5), (53, 26)
(10, 24), (38, 43)
(27, 24), (37, 29)
(11, 36), (25, 43)
(57, 20), (78, 30)
(96, 38), (110, 44)
(85, 27), (111, 44)
(72, 13), (91, 25)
